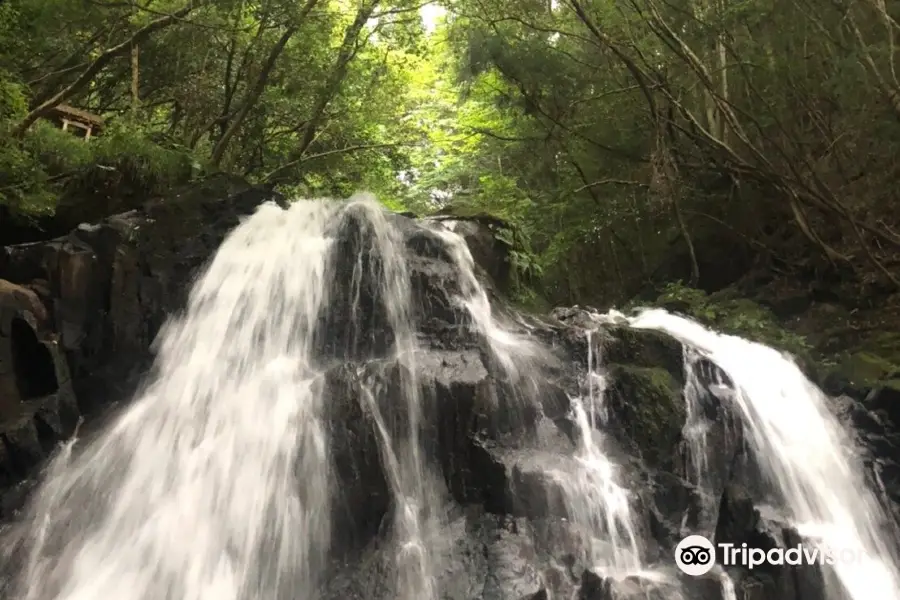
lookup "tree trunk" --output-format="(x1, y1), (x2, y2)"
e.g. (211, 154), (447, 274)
(209, 24), (301, 166)
(131, 42), (140, 118)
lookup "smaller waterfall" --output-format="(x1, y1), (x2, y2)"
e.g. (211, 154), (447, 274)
(681, 347), (712, 490)
(561, 331), (642, 576)
(336, 198), (443, 600)
(428, 226), (544, 380)
(629, 308), (900, 600)
(433, 227), (645, 576)
(679, 346), (742, 534)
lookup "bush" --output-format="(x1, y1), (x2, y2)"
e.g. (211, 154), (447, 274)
(3, 117), (203, 221)
(0, 71), (57, 217)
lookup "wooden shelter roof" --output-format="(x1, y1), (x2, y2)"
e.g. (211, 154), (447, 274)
(48, 104), (104, 127)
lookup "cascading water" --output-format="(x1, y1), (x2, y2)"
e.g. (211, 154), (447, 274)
(629, 308), (900, 600)
(2, 189), (897, 600)
(432, 227), (645, 577)
(561, 331), (642, 576)
(0, 196), (443, 600)
(341, 200), (441, 600)
(4, 200), (340, 600)
(427, 225), (544, 381)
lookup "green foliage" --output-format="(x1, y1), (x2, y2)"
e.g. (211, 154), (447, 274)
(24, 121), (94, 173)
(0, 0), (433, 221)
(0, 143), (54, 216)
(0, 76), (26, 123)
(836, 351), (900, 388)
(0, 69), (52, 215)
(2, 0), (899, 333)
(88, 123), (197, 186)
(3, 120), (201, 218)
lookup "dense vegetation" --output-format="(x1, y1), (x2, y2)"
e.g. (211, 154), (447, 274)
(3, 0), (900, 318)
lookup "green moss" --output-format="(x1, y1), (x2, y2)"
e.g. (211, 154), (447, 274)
(653, 282), (813, 359)
(608, 364), (684, 469)
(510, 287), (551, 313)
(835, 352), (900, 388)
(860, 331), (900, 366)
(602, 326), (684, 377)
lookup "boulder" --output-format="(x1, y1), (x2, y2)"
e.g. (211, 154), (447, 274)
(605, 365), (684, 471)
(0, 279), (78, 507)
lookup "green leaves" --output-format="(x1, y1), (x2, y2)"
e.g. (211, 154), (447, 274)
(1, 0), (896, 307)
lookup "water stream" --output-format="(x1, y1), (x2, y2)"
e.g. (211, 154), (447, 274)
(340, 199), (441, 600)
(435, 230), (646, 577)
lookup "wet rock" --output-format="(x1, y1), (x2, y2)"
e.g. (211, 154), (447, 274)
(579, 571), (671, 600)
(322, 362), (392, 552)
(827, 390), (900, 523)
(423, 216), (511, 290)
(2, 173), (282, 413)
(864, 384), (900, 427)
(605, 364), (685, 472)
(601, 326), (685, 377)
(323, 347), (521, 555)
(0, 279), (79, 514)
(481, 517), (544, 600)
(421, 350), (493, 504)
(711, 485), (837, 600)
(472, 438), (573, 519)
(642, 470), (698, 548)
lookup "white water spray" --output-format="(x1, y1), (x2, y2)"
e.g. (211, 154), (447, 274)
(7, 200), (339, 600)
(629, 308), (900, 600)
(558, 331), (643, 576)
(428, 226), (544, 380)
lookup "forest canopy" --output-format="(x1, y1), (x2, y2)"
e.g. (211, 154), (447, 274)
(3, 0), (900, 309)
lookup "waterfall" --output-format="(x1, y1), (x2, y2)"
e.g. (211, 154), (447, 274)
(6, 200), (340, 600)
(0, 194), (897, 600)
(630, 308), (900, 600)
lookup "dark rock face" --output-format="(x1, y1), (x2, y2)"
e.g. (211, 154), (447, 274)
(0, 279), (79, 515)
(2, 174), (283, 413)
(0, 176), (896, 600)
(825, 381), (900, 526)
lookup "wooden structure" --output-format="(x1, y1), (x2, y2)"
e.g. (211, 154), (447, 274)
(46, 104), (104, 140)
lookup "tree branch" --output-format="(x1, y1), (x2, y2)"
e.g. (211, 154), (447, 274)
(263, 142), (410, 182)
(572, 179), (649, 194)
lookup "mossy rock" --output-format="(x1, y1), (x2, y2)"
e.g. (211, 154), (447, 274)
(601, 326), (684, 379)
(652, 283), (814, 362)
(606, 364), (685, 471)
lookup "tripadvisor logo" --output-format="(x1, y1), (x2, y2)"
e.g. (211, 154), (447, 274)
(674, 535), (865, 576)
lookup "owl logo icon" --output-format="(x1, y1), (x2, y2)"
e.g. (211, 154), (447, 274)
(675, 535), (716, 576)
